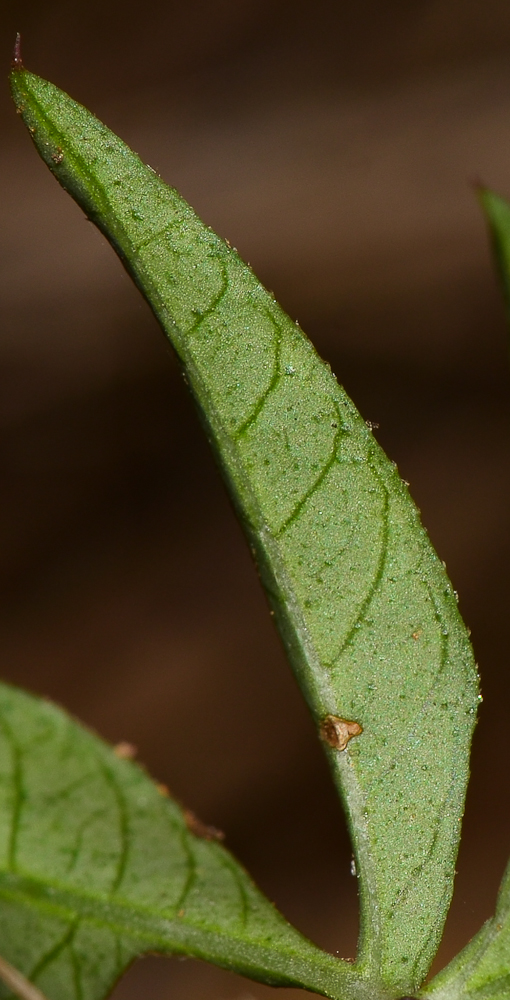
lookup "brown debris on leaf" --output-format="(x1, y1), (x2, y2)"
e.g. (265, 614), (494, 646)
(320, 715), (363, 752)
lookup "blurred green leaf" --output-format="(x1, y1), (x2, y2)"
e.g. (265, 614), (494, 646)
(478, 187), (510, 332)
(10, 67), (480, 997)
(0, 682), (352, 1000)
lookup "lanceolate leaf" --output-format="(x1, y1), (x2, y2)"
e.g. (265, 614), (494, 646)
(10, 67), (480, 996)
(421, 860), (510, 1000)
(0, 682), (354, 1000)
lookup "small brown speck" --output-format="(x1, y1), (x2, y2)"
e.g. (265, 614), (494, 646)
(320, 715), (362, 752)
(184, 808), (225, 842)
(52, 148), (64, 165)
(114, 741), (137, 760)
(412, 629), (422, 641)
(178, 909), (185, 918)
(157, 783), (170, 797)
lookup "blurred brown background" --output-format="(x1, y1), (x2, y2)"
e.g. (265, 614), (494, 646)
(2, 1), (510, 997)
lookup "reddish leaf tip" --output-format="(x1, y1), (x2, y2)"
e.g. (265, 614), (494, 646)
(12, 33), (23, 70)
(469, 173), (486, 194)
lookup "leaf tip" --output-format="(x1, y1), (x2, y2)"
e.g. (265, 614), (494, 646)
(11, 33), (23, 71)
(470, 174), (491, 206)
(470, 172), (485, 189)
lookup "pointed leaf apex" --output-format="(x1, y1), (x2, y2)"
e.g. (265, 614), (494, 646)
(467, 174), (487, 197)
(12, 33), (23, 71)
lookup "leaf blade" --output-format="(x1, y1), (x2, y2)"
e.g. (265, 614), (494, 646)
(10, 67), (480, 995)
(0, 682), (354, 1000)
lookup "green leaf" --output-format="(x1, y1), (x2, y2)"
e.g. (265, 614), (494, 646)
(421, 860), (510, 1000)
(0, 681), (354, 1000)
(478, 187), (510, 333)
(10, 67), (480, 996)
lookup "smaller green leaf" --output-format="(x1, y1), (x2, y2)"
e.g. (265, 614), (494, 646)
(422, 188), (510, 1000)
(0, 682), (355, 1000)
(419, 183), (510, 1000)
(422, 859), (510, 1000)
(478, 187), (510, 331)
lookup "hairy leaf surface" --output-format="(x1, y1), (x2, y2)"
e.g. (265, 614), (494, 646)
(0, 682), (352, 1000)
(10, 68), (480, 996)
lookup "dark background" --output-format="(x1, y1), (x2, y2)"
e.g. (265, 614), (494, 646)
(2, 2), (510, 997)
